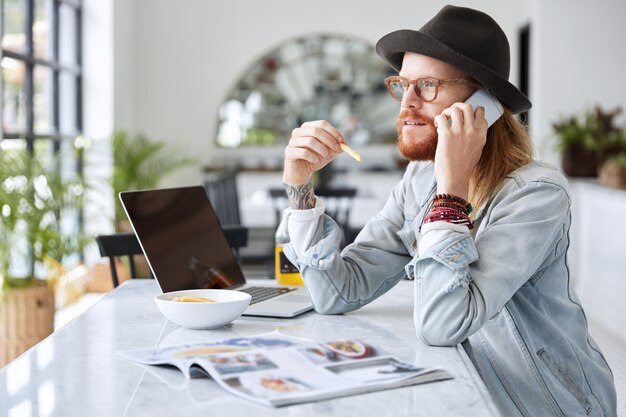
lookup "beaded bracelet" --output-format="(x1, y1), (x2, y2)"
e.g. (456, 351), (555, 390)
(431, 201), (469, 213)
(433, 193), (473, 214)
(423, 207), (474, 224)
(420, 206), (474, 231)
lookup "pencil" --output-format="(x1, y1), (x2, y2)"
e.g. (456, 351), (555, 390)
(340, 143), (362, 162)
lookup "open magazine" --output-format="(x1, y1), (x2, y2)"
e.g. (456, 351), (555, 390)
(118, 332), (452, 407)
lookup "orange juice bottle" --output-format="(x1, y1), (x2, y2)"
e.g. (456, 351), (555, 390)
(275, 244), (303, 286)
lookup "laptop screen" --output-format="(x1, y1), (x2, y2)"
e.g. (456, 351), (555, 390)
(119, 186), (246, 292)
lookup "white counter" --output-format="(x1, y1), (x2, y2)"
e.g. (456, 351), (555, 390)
(0, 280), (501, 416)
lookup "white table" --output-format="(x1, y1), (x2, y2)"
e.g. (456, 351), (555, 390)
(0, 280), (501, 416)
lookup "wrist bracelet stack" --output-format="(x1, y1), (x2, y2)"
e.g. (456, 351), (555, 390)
(432, 194), (473, 214)
(420, 194), (474, 231)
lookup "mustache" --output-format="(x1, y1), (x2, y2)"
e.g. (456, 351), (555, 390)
(397, 109), (435, 125)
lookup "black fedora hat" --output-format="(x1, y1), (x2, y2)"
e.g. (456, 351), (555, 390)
(375, 5), (531, 114)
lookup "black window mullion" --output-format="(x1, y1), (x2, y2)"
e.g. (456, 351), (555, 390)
(2, 49), (81, 73)
(75, 5), (82, 131)
(25, 61), (34, 152)
(52, 70), (60, 134)
(25, 0), (34, 55)
(73, 4), (83, 246)
(25, 0), (35, 154)
(52, 138), (60, 153)
(2, 132), (79, 141)
(52, 0), (60, 134)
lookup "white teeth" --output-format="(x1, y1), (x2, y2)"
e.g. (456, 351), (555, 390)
(405, 121), (423, 125)
(405, 121), (418, 125)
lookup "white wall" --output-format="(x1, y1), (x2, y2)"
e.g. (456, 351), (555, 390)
(83, 0), (113, 139)
(529, 0), (626, 165)
(112, 0), (137, 133)
(82, 0), (115, 245)
(111, 0), (528, 184)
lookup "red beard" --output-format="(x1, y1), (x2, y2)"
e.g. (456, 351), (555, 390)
(396, 110), (438, 161)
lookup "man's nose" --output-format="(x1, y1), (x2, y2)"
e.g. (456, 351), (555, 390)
(401, 85), (424, 110)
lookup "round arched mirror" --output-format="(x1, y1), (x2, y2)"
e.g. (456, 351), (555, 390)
(216, 33), (399, 148)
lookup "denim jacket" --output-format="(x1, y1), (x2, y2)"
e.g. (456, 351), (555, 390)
(282, 161), (617, 417)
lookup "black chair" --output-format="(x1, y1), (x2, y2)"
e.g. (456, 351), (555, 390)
(202, 171), (249, 259)
(204, 170), (241, 226)
(205, 170), (274, 272)
(268, 187), (358, 245)
(96, 225), (249, 288)
(95, 233), (145, 288)
(222, 225), (249, 260)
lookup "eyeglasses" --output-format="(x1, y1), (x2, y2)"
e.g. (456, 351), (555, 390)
(384, 76), (478, 102)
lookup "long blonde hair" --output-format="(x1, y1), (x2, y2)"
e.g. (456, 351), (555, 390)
(468, 109), (534, 213)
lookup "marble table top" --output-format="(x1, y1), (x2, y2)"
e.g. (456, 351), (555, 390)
(0, 280), (501, 417)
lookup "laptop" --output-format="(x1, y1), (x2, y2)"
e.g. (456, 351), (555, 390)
(119, 186), (313, 318)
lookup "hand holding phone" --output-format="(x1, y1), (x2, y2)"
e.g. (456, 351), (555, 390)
(464, 89), (503, 127)
(434, 89), (499, 200)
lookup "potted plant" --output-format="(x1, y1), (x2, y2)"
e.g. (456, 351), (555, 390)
(599, 152), (626, 190)
(553, 106), (624, 177)
(1, 144), (88, 366)
(111, 131), (196, 230)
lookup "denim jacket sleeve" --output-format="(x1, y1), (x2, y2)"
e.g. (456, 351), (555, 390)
(413, 178), (570, 346)
(281, 172), (414, 315)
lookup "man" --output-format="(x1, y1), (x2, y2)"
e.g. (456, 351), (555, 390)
(279, 5), (616, 417)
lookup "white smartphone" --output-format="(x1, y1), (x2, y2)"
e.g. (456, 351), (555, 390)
(464, 88), (503, 127)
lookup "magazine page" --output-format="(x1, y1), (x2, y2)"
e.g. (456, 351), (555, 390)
(197, 338), (451, 407)
(118, 333), (451, 407)
(117, 332), (307, 378)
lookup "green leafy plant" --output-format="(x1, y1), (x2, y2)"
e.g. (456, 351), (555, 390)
(553, 106), (626, 156)
(111, 131), (197, 228)
(0, 144), (89, 291)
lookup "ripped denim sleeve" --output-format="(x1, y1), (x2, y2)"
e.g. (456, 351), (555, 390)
(410, 234), (478, 293)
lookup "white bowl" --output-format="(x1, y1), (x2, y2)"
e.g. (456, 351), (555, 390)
(155, 289), (251, 330)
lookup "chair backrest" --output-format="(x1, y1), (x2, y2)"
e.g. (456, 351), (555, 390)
(222, 225), (249, 260)
(96, 225), (249, 288)
(204, 170), (241, 226)
(268, 187), (358, 245)
(95, 233), (144, 288)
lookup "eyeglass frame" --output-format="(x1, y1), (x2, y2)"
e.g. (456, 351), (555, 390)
(384, 75), (480, 102)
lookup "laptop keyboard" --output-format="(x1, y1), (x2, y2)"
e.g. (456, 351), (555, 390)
(239, 286), (297, 305)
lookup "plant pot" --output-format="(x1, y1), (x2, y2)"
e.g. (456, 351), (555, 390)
(561, 147), (599, 177)
(598, 161), (626, 189)
(0, 283), (55, 367)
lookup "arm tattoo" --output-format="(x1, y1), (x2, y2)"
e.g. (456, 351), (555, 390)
(284, 181), (315, 210)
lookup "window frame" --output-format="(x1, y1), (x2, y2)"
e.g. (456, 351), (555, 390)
(1, 0), (83, 154)
(1, 0), (84, 266)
